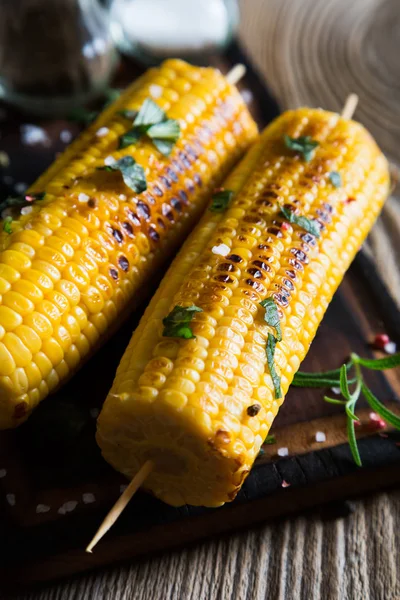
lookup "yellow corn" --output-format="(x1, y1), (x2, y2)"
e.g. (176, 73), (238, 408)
(97, 108), (390, 507)
(0, 59), (257, 429)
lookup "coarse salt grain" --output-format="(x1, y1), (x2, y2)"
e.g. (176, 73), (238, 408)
(60, 130), (73, 144)
(331, 386), (341, 395)
(0, 468), (6, 478)
(104, 155), (117, 166)
(14, 182), (28, 194)
(212, 243), (230, 257)
(20, 124), (50, 146)
(36, 504), (51, 514)
(315, 431), (326, 443)
(58, 500), (78, 515)
(96, 127), (109, 138)
(384, 341), (397, 355)
(149, 84), (163, 98)
(119, 194), (127, 201)
(21, 206), (33, 215)
(240, 89), (253, 105)
(83, 493), (96, 504)
(90, 408), (99, 419)
(277, 447), (289, 457)
(281, 480), (291, 488)
(6, 493), (15, 506)
(78, 193), (90, 203)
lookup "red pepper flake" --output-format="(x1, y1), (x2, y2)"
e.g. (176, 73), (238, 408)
(379, 432), (388, 438)
(281, 480), (291, 488)
(373, 333), (390, 350)
(281, 221), (290, 231)
(344, 197), (356, 204)
(368, 412), (387, 430)
(354, 419), (362, 428)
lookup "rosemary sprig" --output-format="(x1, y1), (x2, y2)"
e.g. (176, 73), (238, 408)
(292, 351), (400, 466)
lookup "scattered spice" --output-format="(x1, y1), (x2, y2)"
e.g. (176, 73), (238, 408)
(368, 412), (387, 431)
(277, 447), (289, 457)
(78, 193), (90, 203)
(0, 191), (45, 215)
(209, 189), (234, 212)
(247, 404), (261, 417)
(344, 197), (356, 204)
(315, 431), (326, 443)
(373, 333), (390, 349)
(162, 305), (202, 339)
(281, 480), (291, 488)
(281, 221), (290, 231)
(20, 206), (33, 215)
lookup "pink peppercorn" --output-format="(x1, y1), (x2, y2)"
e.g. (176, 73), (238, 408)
(373, 333), (390, 350)
(369, 412), (387, 430)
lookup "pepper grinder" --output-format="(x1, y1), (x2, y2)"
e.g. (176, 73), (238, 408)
(0, 0), (118, 116)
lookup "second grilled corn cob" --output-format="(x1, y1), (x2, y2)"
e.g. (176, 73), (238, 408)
(0, 59), (257, 429)
(97, 107), (390, 507)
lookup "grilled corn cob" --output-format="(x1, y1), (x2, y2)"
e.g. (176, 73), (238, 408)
(97, 107), (390, 507)
(0, 59), (257, 429)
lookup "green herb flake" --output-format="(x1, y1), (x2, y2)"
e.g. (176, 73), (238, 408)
(266, 333), (282, 399)
(290, 351), (400, 466)
(67, 107), (98, 125)
(280, 205), (320, 238)
(329, 171), (342, 188)
(98, 156), (147, 193)
(117, 98), (181, 156)
(260, 297), (282, 342)
(118, 109), (139, 121)
(162, 305), (203, 339)
(284, 135), (319, 162)
(264, 434), (277, 445)
(3, 216), (12, 234)
(209, 189), (234, 212)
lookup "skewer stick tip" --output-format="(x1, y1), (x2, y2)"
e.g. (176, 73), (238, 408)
(226, 64), (247, 86)
(341, 93), (359, 120)
(86, 460), (154, 553)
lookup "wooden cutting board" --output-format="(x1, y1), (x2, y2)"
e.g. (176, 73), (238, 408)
(0, 44), (399, 589)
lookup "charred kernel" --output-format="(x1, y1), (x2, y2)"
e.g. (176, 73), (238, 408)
(127, 210), (141, 226)
(216, 263), (235, 272)
(166, 167), (178, 183)
(122, 222), (134, 237)
(172, 159), (184, 174)
(227, 254), (243, 263)
(322, 202), (334, 213)
(109, 268), (118, 281)
(274, 291), (290, 307)
(267, 227), (283, 238)
(247, 403), (261, 416)
(300, 232), (317, 246)
(245, 279), (266, 293)
(63, 185), (71, 189)
(252, 260), (272, 272)
(144, 193), (156, 205)
(153, 186), (163, 197)
(160, 176), (172, 189)
(286, 269), (297, 279)
(171, 198), (182, 212)
(193, 174), (202, 187)
(186, 180), (195, 194)
(215, 430), (231, 444)
(257, 199), (273, 207)
(215, 275), (234, 284)
(290, 248), (308, 263)
(345, 197), (356, 204)
(314, 219), (326, 231)
(118, 256), (129, 272)
(315, 209), (331, 223)
(247, 268), (264, 279)
(289, 258), (304, 271)
(283, 278), (294, 291)
(262, 190), (280, 199)
(157, 218), (166, 230)
(179, 190), (189, 205)
(112, 228), (123, 243)
(185, 145), (198, 160)
(14, 401), (28, 419)
(179, 151), (191, 168)
(258, 243), (272, 251)
(137, 201), (151, 220)
(87, 198), (96, 209)
(148, 227), (160, 243)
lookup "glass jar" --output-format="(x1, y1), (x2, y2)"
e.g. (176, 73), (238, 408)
(110, 0), (239, 65)
(0, 0), (118, 116)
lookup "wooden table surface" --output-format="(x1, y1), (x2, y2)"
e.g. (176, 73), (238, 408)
(8, 0), (400, 598)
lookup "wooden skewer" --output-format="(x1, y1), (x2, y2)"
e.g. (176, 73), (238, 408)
(86, 460), (154, 553)
(226, 63), (247, 86)
(341, 93), (359, 120)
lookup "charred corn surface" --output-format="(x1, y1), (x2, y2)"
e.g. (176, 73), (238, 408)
(97, 108), (390, 507)
(0, 59), (257, 429)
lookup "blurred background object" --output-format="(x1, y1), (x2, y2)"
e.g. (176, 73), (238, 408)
(109, 0), (239, 64)
(0, 0), (118, 116)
